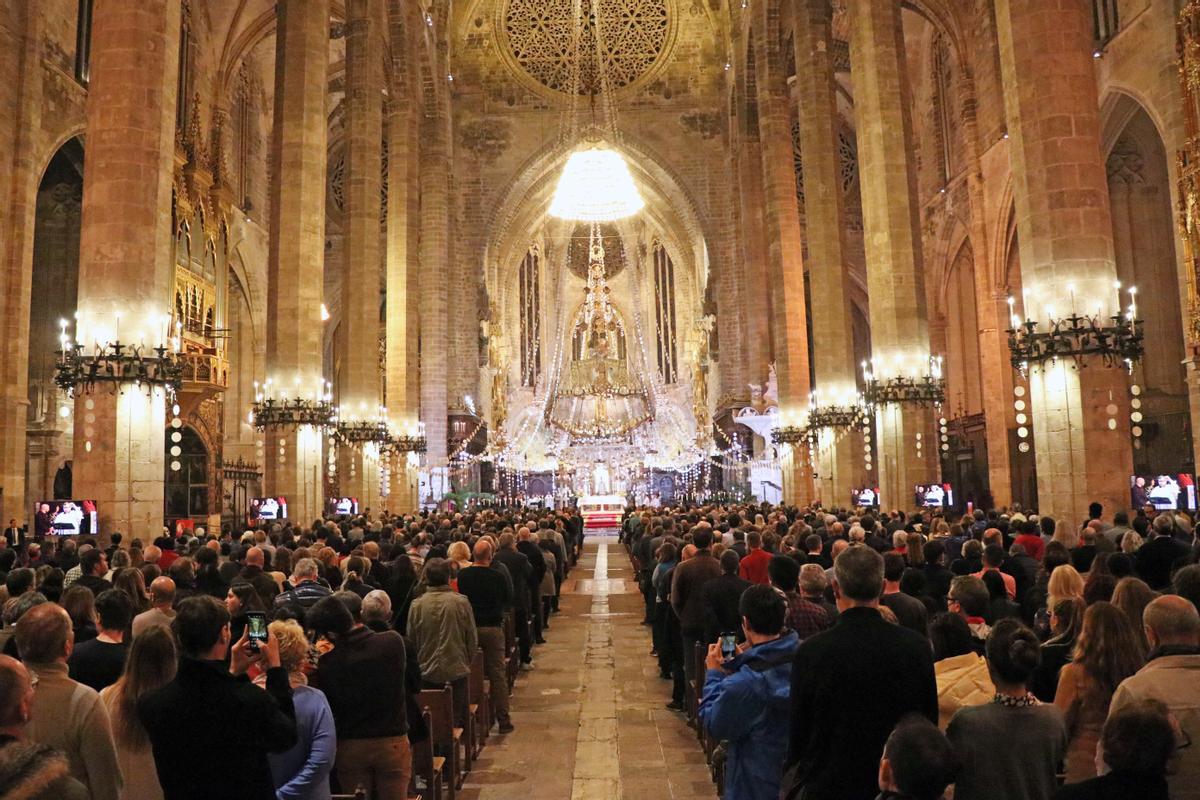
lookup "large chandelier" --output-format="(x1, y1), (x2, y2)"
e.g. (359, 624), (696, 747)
(547, 0), (645, 223)
(548, 225), (652, 439)
(548, 145), (644, 222)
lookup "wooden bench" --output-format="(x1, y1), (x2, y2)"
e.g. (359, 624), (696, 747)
(411, 709), (443, 800)
(419, 685), (466, 796)
(469, 648), (491, 755)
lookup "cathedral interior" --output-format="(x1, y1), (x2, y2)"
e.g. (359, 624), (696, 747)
(1, 0), (1198, 537)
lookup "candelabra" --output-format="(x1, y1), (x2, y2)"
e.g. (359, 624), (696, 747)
(218, 456), (262, 482)
(55, 341), (183, 395)
(861, 356), (946, 407)
(1006, 312), (1143, 376)
(335, 419), (392, 445)
(806, 404), (865, 430)
(771, 425), (812, 446)
(386, 421), (428, 454)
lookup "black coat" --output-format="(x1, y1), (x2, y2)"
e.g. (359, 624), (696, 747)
(786, 607), (937, 800)
(139, 659), (296, 800)
(516, 540), (546, 590)
(700, 573), (751, 643)
(494, 548), (532, 610)
(1137, 535), (1192, 589)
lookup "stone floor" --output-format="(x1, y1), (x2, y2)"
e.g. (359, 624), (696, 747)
(459, 536), (717, 800)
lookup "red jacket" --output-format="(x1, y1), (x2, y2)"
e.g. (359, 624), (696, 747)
(738, 548), (773, 585)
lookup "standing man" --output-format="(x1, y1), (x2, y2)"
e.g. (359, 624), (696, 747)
(785, 545), (937, 800)
(73, 549), (112, 595)
(493, 533), (534, 667)
(132, 577), (177, 639)
(516, 528), (547, 644)
(407, 559), (478, 729)
(457, 540), (514, 733)
(669, 527), (722, 709)
(3, 519), (23, 552)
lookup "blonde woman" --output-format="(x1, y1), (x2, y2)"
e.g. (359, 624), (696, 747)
(1120, 530), (1144, 554)
(254, 619), (335, 799)
(1047, 564), (1085, 609)
(99, 625), (177, 800)
(447, 541), (473, 571)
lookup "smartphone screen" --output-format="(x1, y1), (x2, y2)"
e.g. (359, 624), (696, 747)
(247, 612), (268, 650)
(719, 633), (738, 661)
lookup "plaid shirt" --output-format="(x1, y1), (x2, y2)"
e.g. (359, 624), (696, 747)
(784, 591), (831, 640)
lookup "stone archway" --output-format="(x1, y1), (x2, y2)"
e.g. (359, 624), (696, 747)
(25, 136), (84, 514)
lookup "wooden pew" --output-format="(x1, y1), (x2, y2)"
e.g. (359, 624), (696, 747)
(411, 709), (444, 800)
(469, 648), (490, 755)
(419, 684), (466, 796)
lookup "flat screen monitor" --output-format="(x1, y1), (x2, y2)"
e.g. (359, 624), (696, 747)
(851, 487), (880, 508)
(328, 497), (359, 516)
(1130, 474), (1197, 511)
(34, 500), (98, 536)
(250, 496), (288, 521)
(914, 483), (953, 509)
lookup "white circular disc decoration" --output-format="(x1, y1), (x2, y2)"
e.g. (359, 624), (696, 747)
(84, 440), (92, 452)
(170, 460), (181, 471)
(171, 418), (183, 429)
(1105, 404), (1119, 415)
(1014, 386), (1026, 397)
(84, 413), (95, 424)
(1131, 398), (1142, 409)
(1132, 426), (1143, 437)
(1017, 426), (1028, 438)
(1131, 385), (1142, 396)
(172, 431), (182, 443)
(942, 444), (950, 451)
(1018, 442), (1030, 453)
(172, 404), (181, 416)
(1107, 418), (1118, 430)
(170, 446), (182, 457)
(1130, 411), (1143, 423)
(1016, 413), (1027, 425)
(85, 398), (94, 410)
(1014, 400), (1026, 411)
(915, 433), (922, 440)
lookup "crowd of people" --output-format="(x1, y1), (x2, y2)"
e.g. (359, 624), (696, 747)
(0, 508), (585, 799)
(624, 501), (1200, 800)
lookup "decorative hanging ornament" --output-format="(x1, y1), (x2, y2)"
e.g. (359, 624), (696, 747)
(548, 146), (645, 222)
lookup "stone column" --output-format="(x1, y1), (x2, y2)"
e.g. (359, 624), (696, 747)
(751, 17), (813, 506)
(69, 0), (180, 539)
(0, 3), (45, 527)
(792, 0), (859, 507)
(419, 61), (451, 477)
(386, 81), (419, 512)
(265, 0), (330, 523)
(995, 0), (1132, 520)
(338, 0), (384, 503)
(848, 0), (938, 512)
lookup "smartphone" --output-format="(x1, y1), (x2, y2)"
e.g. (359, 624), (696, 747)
(246, 611), (268, 652)
(719, 632), (738, 662)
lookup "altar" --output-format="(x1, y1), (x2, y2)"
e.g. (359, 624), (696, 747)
(579, 494), (626, 530)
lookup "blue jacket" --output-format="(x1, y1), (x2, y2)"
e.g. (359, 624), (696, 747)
(698, 632), (799, 800)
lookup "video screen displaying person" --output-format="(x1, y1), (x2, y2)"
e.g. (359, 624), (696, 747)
(250, 497), (288, 521)
(329, 497), (359, 516)
(851, 487), (880, 508)
(1130, 474), (1196, 511)
(36, 500), (98, 536)
(914, 483), (953, 508)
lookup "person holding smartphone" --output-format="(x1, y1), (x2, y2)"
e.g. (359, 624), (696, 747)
(138, 595), (297, 800)
(697, 585), (799, 800)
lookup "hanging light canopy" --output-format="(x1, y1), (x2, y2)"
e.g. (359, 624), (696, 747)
(548, 145), (645, 222)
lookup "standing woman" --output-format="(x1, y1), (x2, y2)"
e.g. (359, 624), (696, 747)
(99, 626), (177, 800)
(1053, 602), (1145, 784)
(225, 582), (266, 646)
(652, 541), (679, 680)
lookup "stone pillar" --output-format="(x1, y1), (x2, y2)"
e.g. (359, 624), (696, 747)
(419, 63), (451, 473)
(0, 4), (45, 527)
(751, 17), (813, 506)
(69, 0), (181, 539)
(265, 0), (330, 522)
(848, 0), (937, 512)
(386, 82), (419, 512)
(995, 0), (1131, 520)
(338, 0), (384, 502)
(793, 0), (859, 507)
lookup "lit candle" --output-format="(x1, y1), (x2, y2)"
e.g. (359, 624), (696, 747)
(1113, 280), (1121, 319)
(1067, 284), (1076, 316)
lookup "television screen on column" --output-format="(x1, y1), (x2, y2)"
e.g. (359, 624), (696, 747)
(34, 500), (98, 536)
(250, 497), (288, 521)
(328, 497), (359, 516)
(914, 483), (953, 508)
(851, 487), (880, 508)
(1129, 474), (1196, 511)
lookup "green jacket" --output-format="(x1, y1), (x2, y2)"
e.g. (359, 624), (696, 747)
(406, 586), (478, 683)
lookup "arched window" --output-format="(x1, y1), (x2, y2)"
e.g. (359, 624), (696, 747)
(653, 242), (678, 383)
(931, 33), (957, 184)
(165, 427), (208, 521)
(233, 68), (254, 208)
(519, 247), (540, 386)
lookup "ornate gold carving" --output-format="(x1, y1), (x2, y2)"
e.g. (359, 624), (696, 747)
(1178, 0), (1200, 350)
